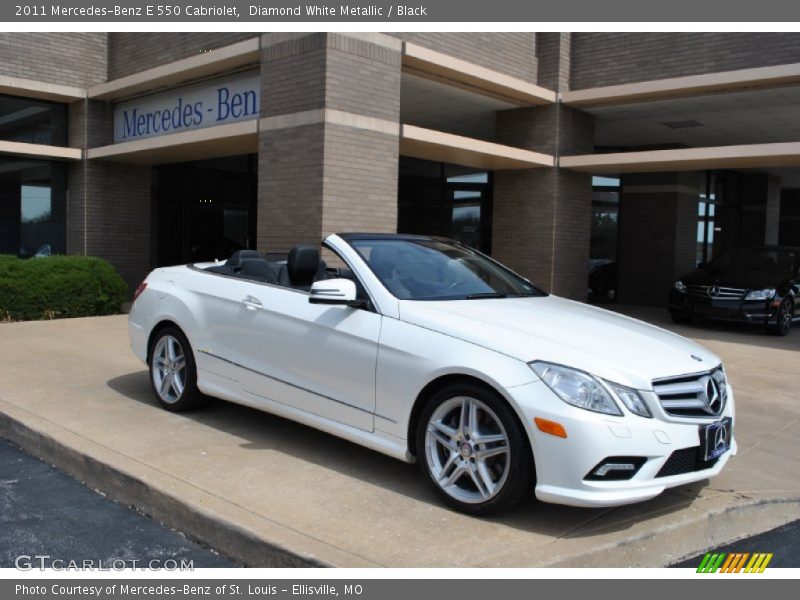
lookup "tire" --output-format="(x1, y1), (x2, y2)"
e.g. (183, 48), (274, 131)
(415, 382), (534, 515)
(148, 326), (206, 411)
(767, 297), (794, 336)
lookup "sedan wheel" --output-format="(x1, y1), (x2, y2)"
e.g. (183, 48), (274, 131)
(417, 383), (534, 515)
(148, 327), (206, 411)
(769, 298), (794, 336)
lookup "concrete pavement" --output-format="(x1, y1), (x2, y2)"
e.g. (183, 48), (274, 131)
(0, 309), (798, 567)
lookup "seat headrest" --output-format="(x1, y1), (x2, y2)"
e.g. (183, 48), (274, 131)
(287, 244), (320, 286)
(226, 249), (261, 268)
(239, 258), (278, 284)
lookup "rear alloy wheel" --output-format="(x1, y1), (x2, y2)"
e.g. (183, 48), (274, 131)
(148, 327), (206, 411)
(417, 382), (534, 515)
(768, 298), (794, 336)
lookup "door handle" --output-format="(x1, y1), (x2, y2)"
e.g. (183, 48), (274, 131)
(242, 295), (263, 310)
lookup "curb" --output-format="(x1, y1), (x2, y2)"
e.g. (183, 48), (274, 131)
(2, 406), (798, 568)
(547, 496), (800, 567)
(0, 410), (328, 568)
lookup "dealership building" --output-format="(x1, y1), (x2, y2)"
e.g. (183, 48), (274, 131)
(1, 32), (800, 302)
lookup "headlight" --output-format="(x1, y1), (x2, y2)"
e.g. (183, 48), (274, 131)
(530, 362), (622, 416)
(607, 382), (651, 418)
(674, 281), (687, 293)
(744, 288), (775, 301)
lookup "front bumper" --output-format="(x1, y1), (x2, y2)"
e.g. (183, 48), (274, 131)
(668, 290), (778, 325)
(506, 379), (736, 508)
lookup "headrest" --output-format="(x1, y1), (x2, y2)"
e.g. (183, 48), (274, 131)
(226, 249), (260, 268)
(287, 244), (320, 286)
(239, 258), (278, 284)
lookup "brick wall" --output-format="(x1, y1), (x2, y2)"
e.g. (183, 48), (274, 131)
(68, 98), (149, 291)
(68, 99), (113, 149)
(0, 33), (106, 87)
(257, 123), (325, 252)
(571, 33), (800, 89)
(536, 33), (571, 91)
(492, 105), (594, 300)
(108, 33), (254, 79)
(392, 33), (537, 82)
(67, 161), (152, 291)
(322, 124), (399, 237)
(258, 33), (401, 252)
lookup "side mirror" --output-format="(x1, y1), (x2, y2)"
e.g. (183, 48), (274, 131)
(309, 278), (358, 306)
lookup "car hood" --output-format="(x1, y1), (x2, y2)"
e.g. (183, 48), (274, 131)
(398, 295), (720, 390)
(681, 267), (785, 290)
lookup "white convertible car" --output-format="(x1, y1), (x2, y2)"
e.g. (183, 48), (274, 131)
(129, 233), (735, 514)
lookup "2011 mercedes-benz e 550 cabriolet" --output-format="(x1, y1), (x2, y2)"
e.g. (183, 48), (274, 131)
(129, 233), (736, 515)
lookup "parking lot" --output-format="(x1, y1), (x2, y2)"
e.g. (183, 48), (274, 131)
(0, 308), (798, 567)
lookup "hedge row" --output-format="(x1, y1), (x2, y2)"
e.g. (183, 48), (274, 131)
(0, 255), (127, 321)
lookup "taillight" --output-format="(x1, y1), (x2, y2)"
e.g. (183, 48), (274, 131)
(133, 281), (147, 302)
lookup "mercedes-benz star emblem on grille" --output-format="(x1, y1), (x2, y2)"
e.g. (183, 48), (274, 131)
(701, 376), (721, 414)
(707, 284), (720, 298)
(714, 425), (728, 450)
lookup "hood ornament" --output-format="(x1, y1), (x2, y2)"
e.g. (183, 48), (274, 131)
(691, 354), (703, 362)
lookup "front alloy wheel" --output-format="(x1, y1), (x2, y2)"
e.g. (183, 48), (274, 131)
(768, 298), (794, 336)
(417, 383), (534, 515)
(148, 327), (205, 411)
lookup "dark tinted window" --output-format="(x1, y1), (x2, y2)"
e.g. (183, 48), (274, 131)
(709, 247), (798, 277)
(0, 95), (67, 146)
(0, 158), (66, 257)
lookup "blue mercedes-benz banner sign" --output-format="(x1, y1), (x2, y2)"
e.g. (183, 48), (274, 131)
(113, 70), (260, 143)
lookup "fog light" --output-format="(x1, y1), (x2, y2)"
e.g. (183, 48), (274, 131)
(585, 456), (646, 481)
(594, 463), (635, 477)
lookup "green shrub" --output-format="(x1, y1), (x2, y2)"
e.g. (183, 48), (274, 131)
(0, 255), (127, 321)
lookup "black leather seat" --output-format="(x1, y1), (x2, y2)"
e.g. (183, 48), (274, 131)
(226, 249), (261, 270)
(239, 258), (278, 284)
(278, 244), (326, 290)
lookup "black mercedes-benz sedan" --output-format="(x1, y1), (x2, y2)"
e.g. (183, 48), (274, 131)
(668, 245), (800, 336)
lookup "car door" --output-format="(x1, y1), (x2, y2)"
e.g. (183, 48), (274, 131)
(180, 269), (243, 383)
(223, 279), (381, 432)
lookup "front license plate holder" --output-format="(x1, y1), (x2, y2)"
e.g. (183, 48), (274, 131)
(701, 417), (733, 461)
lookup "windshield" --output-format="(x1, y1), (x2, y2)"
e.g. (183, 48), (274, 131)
(349, 238), (545, 300)
(707, 247), (798, 277)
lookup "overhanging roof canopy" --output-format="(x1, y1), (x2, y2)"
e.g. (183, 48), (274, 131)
(400, 124), (553, 170)
(402, 42), (556, 107)
(560, 142), (800, 174)
(563, 62), (800, 108)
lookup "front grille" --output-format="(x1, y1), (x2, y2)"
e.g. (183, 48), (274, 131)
(656, 446), (719, 478)
(653, 367), (727, 418)
(686, 284), (745, 300)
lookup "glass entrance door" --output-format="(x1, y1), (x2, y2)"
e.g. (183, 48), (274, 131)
(154, 155), (257, 266)
(398, 157), (493, 253)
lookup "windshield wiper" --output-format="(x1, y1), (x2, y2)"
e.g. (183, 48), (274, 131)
(465, 292), (508, 299)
